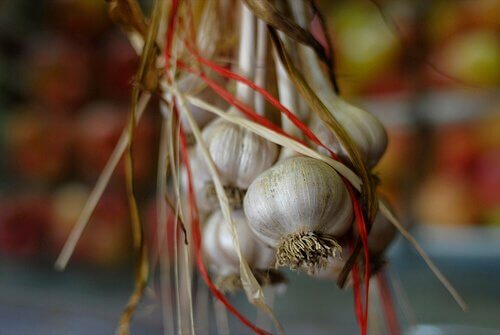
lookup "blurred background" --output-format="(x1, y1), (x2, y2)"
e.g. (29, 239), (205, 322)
(0, 0), (499, 334)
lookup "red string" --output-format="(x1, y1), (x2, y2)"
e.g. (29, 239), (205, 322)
(346, 182), (371, 335)
(164, 0), (180, 71)
(377, 271), (401, 335)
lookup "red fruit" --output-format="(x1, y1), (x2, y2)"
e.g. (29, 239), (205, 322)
(0, 195), (52, 260)
(74, 102), (156, 186)
(97, 33), (138, 99)
(5, 107), (72, 183)
(79, 191), (130, 267)
(50, 185), (131, 267)
(434, 124), (477, 177)
(24, 35), (91, 109)
(414, 174), (480, 226)
(48, 0), (109, 39)
(472, 150), (500, 208)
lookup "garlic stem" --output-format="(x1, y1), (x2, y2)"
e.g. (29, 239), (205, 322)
(274, 33), (303, 159)
(235, 3), (256, 105)
(254, 18), (268, 116)
(288, 0), (337, 106)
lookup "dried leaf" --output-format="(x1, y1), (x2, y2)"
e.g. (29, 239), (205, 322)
(117, 0), (167, 333)
(243, 0), (330, 70)
(107, 0), (148, 36)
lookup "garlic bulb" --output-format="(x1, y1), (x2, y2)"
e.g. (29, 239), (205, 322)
(309, 102), (388, 168)
(243, 156), (353, 272)
(203, 209), (275, 278)
(199, 118), (278, 190)
(289, 0), (387, 168)
(181, 148), (247, 214)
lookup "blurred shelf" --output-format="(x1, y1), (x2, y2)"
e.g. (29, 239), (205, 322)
(360, 88), (499, 127)
(413, 225), (500, 259)
(406, 324), (500, 335)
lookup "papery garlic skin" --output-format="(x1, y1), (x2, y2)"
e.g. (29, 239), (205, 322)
(243, 156), (353, 271)
(199, 117), (279, 189)
(202, 209), (275, 277)
(309, 99), (388, 168)
(317, 209), (397, 281)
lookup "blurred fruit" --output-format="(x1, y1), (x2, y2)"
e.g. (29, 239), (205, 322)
(24, 35), (91, 109)
(471, 150), (500, 209)
(96, 33), (137, 100)
(48, 0), (109, 39)
(4, 107), (72, 183)
(332, 3), (401, 92)
(434, 30), (500, 87)
(426, 0), (500, 46)
(414, 174), (480, 226)
(434, 124), (478, 177)
(74, 102), (156, 186)
(473, 111), (500, 151)
(50, 183), (90, 262)
(50, 184), (130, 267)
(376, 126), (416, 184)
(0, 194), (51, 259)
(483, 208), (500, 227)
(425, 1), (462, 46)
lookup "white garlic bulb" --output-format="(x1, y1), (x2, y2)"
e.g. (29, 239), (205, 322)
(202, 209), (275, 278)
(243, 156), (353, 272)
(309, 101), (388, 168)
(288, 0), (388, 168)
(199, 117), (278, 189)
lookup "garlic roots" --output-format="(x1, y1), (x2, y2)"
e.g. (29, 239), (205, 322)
(309, 101), (388, 168)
